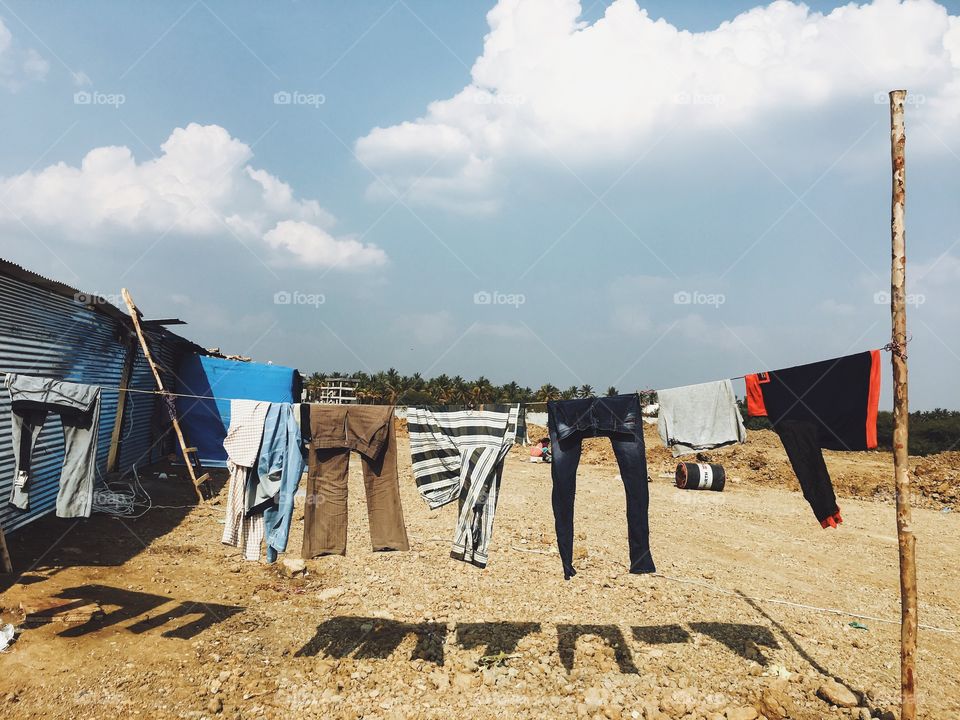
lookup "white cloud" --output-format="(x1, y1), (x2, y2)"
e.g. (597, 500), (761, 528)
(356, 0), (960, 211)
(263, 221), (386, 270)
(0, 17), (49, 90)
(0, 123), (387, 269)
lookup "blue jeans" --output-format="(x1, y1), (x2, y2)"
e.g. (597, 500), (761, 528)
(548, 394), (655, 579)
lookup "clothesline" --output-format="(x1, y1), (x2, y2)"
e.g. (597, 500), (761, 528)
(0, 345), (891, 405)
(0, 371), (223, 402)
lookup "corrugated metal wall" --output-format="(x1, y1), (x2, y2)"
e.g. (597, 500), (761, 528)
(0, 271), (190, 534)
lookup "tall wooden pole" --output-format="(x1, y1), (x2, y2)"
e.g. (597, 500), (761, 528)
(889, 88), (917, 720)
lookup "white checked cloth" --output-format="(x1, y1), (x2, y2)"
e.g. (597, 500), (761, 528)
(222, 400), (270, 561)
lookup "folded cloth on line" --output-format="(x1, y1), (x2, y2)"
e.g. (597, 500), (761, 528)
(222, 399), (270, 561)
(6, 373), (101, 518)
(657, 379), (746, 457)
(408, 404), (519, 568)
(745, 350), (881, 525)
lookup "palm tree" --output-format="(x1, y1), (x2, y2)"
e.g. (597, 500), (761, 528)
(606, 386), (618, 397)
(499, 381), (521, 403)
(578, 384), (595, 398)
(536, 384), (561, 402)
(561, 386), (578, 400)
(470, 376), (495, 404)
(305, 372), (325, 401)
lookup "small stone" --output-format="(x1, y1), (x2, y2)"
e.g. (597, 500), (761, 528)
(281, 558), (307, 577)
(584, 686), (605, 711)
(725, 708), (758, 720)
(207, 696), (223, 714)
(818, 680), (859, 708)
(317, 587), (344, 602)
(453, 672), (476, 690)
(857, 709), (871, 720)
(428, 670), (449, 691)
(759, 684), (796, 719)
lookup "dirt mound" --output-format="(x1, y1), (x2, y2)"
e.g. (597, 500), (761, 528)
(913, 451), (960, 505)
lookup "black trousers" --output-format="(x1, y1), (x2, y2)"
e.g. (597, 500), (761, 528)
(548, 395), (656, 579)
(774, 419), (839, 522)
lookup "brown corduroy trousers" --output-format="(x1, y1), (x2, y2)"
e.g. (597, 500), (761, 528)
(301, 404), (410, 557)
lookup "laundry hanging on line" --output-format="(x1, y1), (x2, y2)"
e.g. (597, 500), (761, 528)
(408, 404), (519, 568)
(4, 343), (889, 568)
(6, 373), (102, 519)
(656, 379), (746, 457)
(547, 394), (656, 580)
(222, 399), (272, 561)
(745, 349), (882, 528)
(257, 403), (305, 563)
(301, 404), (409, 559)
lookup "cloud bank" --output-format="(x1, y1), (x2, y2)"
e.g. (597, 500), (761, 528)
(356, 0), (960, 211)
(0, 123), (387, 269)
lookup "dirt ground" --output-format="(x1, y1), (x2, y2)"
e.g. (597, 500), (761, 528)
(1, 424), (958, 720)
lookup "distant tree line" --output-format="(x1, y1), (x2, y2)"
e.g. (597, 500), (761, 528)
(876, 409), (960, 456)
(736, 399), (960, 456)
(305, 370), (657, 407)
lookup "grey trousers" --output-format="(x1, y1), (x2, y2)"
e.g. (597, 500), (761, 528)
(6, 374), (102, 518)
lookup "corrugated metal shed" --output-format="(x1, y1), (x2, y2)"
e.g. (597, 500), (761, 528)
(0, 260), (202, 534)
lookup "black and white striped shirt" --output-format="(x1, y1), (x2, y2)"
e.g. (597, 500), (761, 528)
(408, 405), (519, 568)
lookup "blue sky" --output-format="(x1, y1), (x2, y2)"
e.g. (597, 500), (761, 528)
(1, 0), (959, 408)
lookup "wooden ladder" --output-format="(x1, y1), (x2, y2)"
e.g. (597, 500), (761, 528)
(121, 288), (211, 503)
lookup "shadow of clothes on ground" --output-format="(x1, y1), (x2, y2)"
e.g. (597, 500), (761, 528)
(53, 584), (244, 640)
(557, 624), (640, 674)
(689, 621), (780, 663)
(295, 616), (447, 665)
(632, 624), (691, 645)
(294, 617), (791, 674)
(456, 621), (542, 656)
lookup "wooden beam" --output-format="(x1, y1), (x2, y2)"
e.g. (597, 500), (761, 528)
(889, 88), (917, 720)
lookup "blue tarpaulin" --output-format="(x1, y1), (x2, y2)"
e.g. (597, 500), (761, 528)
(175, 355), (300, 466)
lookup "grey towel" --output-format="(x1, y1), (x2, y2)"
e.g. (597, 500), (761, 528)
(657, 380), (746, 457)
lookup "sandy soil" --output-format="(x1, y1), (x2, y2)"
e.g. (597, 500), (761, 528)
(1, 424), (957, 719)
